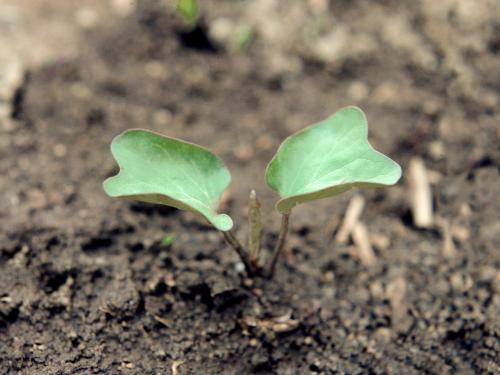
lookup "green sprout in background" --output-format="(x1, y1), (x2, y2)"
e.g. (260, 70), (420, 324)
(176, 0), (199, 26)
(162, 234), (175, 247)
(234, 26), (254, 50)
(103, 106), (402, 278)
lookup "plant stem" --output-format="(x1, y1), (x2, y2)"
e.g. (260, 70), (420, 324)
(221, 230), (257, 275)
(267, 212), (291, 278)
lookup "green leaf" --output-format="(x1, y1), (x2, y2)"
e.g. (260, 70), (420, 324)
(176, 0), (199, 26)
(103, 130), (233, 231)
(266, 106), (402, 213)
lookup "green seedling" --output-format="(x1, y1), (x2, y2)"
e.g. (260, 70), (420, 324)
(176, 0), (199, 27)
(234, 26), (254, 50)
(103, 106), (401, 278)
(162, 234), (175, 247)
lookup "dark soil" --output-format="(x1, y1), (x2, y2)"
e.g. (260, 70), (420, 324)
(1, 1), (499, 374)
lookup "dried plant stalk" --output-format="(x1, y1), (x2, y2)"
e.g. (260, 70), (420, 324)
(335, 194), (365, 243)
(248, 189), (262, 265)
(408, 157), (433, 228)
(352, 222), (377, 267)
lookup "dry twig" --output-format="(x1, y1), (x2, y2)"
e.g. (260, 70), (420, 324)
(351, 222), (377, 267)
(335, 194), (365, 243)
(408, 157), (433, 228)
(435, 216), (457, 258)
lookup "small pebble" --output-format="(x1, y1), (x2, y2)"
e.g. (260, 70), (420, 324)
(373, 327), (392, 344)
(153, 109), (172, 126)
(234, 262), (245, 273)
(209, 18), (235, 44)
(234, 144), (254, 162)
(53, 144), (67, 157)
(428, 141), (445, 160)
(321, 271), (334, 282)
(347, 81), (369, 101)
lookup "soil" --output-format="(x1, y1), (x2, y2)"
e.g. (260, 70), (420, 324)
(1, 1), (499, 374)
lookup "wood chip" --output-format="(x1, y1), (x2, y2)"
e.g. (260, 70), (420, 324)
(335, 194), (365, 244)
(351, 222), (377, 267)
(408, 157), (433, 228)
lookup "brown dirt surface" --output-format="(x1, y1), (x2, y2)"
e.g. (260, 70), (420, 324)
(1, 0), (499, 374)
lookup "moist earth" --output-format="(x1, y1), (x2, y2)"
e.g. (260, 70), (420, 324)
(0, 1), (499, 374)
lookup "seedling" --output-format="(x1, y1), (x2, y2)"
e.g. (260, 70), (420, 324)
(103, 106), (401, 278)
(162, 234), (175, 247)
(176, 0), (199, 27)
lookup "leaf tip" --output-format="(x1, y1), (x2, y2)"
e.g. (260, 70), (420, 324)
(102, 175), (117, 197)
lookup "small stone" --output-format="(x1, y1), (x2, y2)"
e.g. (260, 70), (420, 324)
(348, 81), (369, 101)
(234, 262), (245, 273)
(122, 361), (135, 369)
(53, 144), (67, 158)
(234, 144), (254, 162)
(373, 327), (392, 343)
(33, 343), (46, 351)
(209, 18), (235, 44)
(155, 349), (166, 358)
(322, 271), (334, 282)
(428, 141), (445, 160)
(153, 109), (172, 126)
